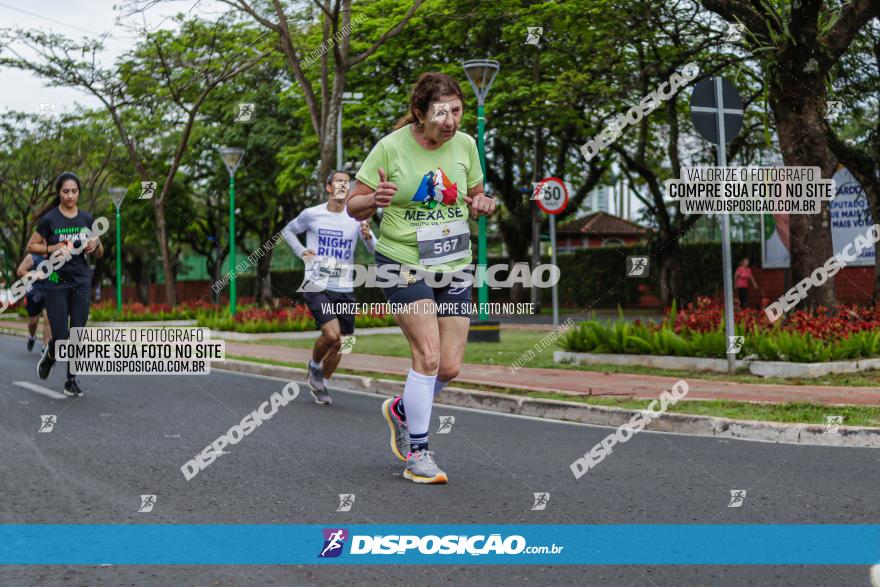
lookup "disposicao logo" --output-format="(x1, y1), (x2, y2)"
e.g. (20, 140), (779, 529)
(348, 533), (527, 555)
(319, 528), (348, 558)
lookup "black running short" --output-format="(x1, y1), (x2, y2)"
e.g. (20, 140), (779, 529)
(374, 252), (473, 318)
(25, 290), (46, 317)
(303, 290), (356, 334)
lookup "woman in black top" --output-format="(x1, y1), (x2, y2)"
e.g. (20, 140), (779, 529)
(27, 172), (105, 396)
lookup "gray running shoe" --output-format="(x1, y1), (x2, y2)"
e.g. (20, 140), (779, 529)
(308, 363), (332, 404)
(308, 362), (325, 390)
(403, 450), (448, 484)
(310, 387), (332, 404)
(381, 396), (409, 462)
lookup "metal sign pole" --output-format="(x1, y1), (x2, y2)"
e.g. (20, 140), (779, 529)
(550, 214), (558, 327)
(714, 77), (736, 374)
(536, 177), (567, 328)
(531, 206), (540, 310)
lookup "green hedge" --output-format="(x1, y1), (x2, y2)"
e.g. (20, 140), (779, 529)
(560, 318), (880, 363)
(486, 241), (762, 308)
(246, 241), (763, 309)
(238, 271), (387, 305)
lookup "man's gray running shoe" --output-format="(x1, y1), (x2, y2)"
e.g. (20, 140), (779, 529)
(308, 363), (332, 404)
(308, 362), (325, 390)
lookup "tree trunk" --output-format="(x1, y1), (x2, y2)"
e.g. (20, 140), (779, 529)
(654, 235), (682, 308)
(208, 251), (223, 304)
(497, 203), (533, 305)
(506, 239), (530, 304)
(770, 80), (836, 309)
(138, 281), (150, 304)
(317, 77), (344, 188)
(153, 202), (177, 306)
(256, 251), (273, 305)
(128, 255), (149, 305)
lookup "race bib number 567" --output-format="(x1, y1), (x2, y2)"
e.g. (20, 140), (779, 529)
(416, 220), (469, 266)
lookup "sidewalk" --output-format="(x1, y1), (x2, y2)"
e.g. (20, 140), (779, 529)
(495, 308), (663, 328)
(223, 341), (880, 407)
(2, 317), (877, 406)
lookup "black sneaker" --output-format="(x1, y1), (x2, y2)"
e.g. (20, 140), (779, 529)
(26, 336), (35, 352)
(37, 345), (55, 380)
(63, 379), (83, 397)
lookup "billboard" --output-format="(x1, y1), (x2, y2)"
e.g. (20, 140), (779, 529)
(761, 167), (874, 268)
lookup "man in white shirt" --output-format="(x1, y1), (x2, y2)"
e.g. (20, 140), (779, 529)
(282, 171), (376, 404)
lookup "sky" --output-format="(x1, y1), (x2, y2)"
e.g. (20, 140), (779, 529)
(0, 1), (640, 222)
(0, 0), (221, 115)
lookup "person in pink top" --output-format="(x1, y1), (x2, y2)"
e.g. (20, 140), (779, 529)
(734, 257), (758, 308)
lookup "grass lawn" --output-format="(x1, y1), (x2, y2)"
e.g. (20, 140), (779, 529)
(243, 330), (880, 388)
(227, 354), (880, 428)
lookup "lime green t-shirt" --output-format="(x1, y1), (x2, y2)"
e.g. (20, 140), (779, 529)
(355, 125), (484, 271)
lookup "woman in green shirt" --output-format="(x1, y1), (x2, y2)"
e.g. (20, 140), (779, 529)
(348, 72), (495, 484)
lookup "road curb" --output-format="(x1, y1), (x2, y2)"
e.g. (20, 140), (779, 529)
(554, 350), (880, 379)
(215, 359), (880, 449)
(2, 323), (876, 448)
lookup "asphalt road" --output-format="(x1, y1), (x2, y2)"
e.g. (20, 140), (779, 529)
(0, 333), (878, 586)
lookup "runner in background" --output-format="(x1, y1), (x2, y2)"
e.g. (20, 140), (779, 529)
(734, 257), (758, 308)
(283, 170), (376, 405)
(28, 172), (104, 397)
(15, 253), (52, 352)
(347, 72), (495, 484)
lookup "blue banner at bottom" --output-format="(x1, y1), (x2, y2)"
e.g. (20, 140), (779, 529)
(1, 525), (878, 565)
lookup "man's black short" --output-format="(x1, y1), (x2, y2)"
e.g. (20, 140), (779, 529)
(25, 290), (46, 318)
(303, 290), (356, 334)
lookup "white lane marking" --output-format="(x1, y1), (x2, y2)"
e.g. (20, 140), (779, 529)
(13, 381), (66, 400)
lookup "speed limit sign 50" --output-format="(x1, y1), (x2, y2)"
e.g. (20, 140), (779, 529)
(534, 177), (569, 215)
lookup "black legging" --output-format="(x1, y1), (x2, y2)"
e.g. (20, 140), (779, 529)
(737, 287), (748, 308)
(45, 281), (91, 380)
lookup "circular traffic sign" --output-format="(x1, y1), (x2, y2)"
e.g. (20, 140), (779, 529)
(535, 176), (568, 215)
(689, 76), (744, 145)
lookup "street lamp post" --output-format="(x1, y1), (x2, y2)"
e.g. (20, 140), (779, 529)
(218, 147), (246, 316)
(462, 59), (500, 333)
(108, 187), (127, 311)
(338, 92), (364, 170)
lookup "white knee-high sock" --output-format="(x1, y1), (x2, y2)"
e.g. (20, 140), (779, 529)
(403, 369), (436, 438)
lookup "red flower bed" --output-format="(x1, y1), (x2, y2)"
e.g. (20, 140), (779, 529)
(669, 296), (880, 340)
(232, 304), (312, 323)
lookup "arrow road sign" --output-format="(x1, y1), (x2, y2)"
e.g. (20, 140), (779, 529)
(688, 75), (744, 375)
(690, 77), (743, 145)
